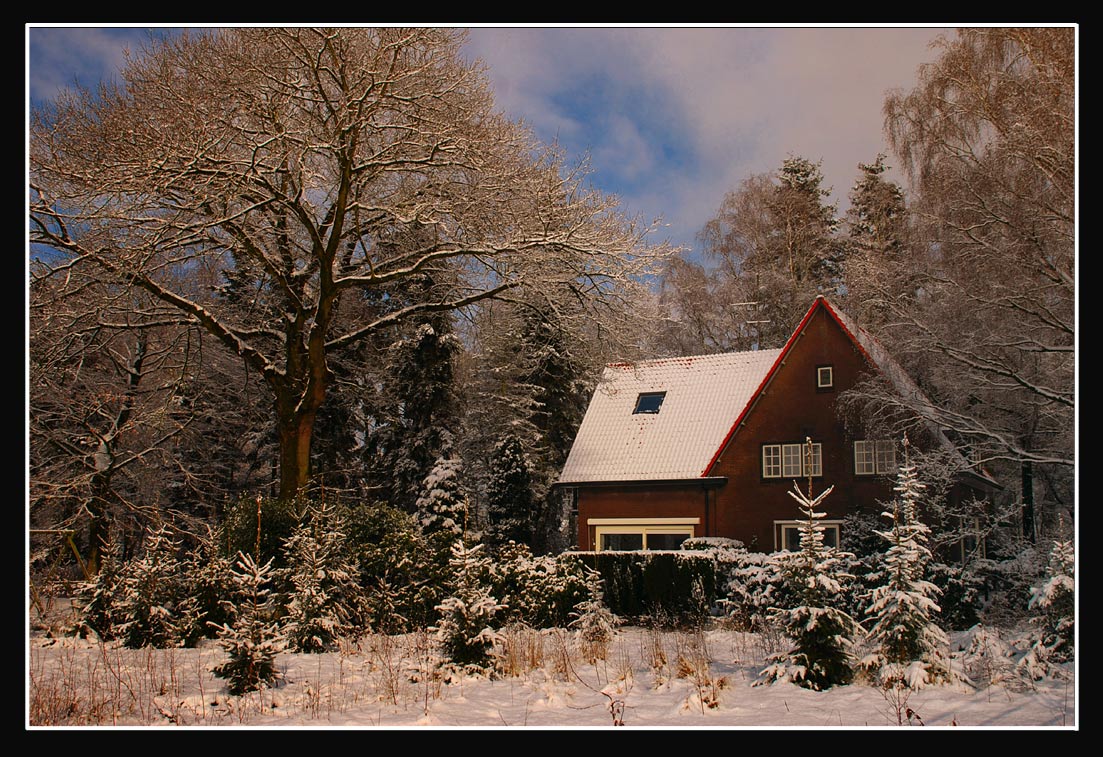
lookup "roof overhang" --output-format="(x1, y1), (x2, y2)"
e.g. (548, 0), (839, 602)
(955, 468), (1004, 493)
(554, 476), (728, 489)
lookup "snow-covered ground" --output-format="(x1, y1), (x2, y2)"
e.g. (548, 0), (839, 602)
(28, 623), (1075, 729)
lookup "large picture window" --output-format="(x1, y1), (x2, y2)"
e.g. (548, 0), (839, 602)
(854, 440), (896, 475)
(589, 518), (698, 552)
(763, 442), (822, 479)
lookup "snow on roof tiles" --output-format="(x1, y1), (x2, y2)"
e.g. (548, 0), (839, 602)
(558, 348), (782, 483)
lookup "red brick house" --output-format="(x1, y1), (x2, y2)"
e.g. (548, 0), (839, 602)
(558, 297), (998, 553)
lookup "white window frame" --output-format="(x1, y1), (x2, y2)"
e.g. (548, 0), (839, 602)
(774, 520), (843, 552)
(589, 518), (699, 552)
(854, 440), (897, 475)
(817, 365), (834, 388)
(763, 442), (822, 479)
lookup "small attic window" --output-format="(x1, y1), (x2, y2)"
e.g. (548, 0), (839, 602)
(817, 365), (834, 389)
(633, 391), (666, 414)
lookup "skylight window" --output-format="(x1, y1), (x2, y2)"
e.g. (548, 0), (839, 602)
(633, 391), (666, 414)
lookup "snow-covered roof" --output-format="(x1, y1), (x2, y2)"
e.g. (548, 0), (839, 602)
(558, 348), (782, 483)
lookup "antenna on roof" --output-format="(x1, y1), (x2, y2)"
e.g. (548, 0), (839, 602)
(728, 295), (771, 350)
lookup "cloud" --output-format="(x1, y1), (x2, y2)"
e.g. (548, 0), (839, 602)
(465, 26), (951, 255)
(27, 27), (147, 103)
(28, 25), (953, 258)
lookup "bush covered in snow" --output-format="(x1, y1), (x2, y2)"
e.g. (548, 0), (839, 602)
(115, 524), (187, 649)
(489, 541), (599, 629)
(344, 500), (451, 633)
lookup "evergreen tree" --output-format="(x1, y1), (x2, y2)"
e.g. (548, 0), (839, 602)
(861, 437), (954, 689)
(78, 532), (124, 641)
(846, 154), (907, 258)
(462, 300), (594, 553)
(277, 502), (366, 652)
(177, 527), (237, 647)
(759, 443), (863, 690)
(484, 434), (536, 549)
(416, 455), (468, 537)
(115, 524), (185, 649)
(212, 552), (285, 695)
(842, 155), (909, 327)
(433, 540), (505, 671)
(1027, 537), (1074, 663)
(691, 155), (842, 350)
(362, 268), (463, 513)
(569, 569), (620, 663)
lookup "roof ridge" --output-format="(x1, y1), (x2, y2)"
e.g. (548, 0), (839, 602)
(606, 346), (782, 370)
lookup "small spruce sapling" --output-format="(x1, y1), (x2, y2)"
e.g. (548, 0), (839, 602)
(277, 501), (366, 652)
(758, 439), (864, 690)
(177, 526), (237, 647)
(433, 540), (505, 671)
(115, 524), (185, 648)
(861, 435), (954, 689)
(1023, 535), (1074, 669)
(78, 532), (124, 641)
(211, 552), (285, 695)
(569, 569), (620, 663)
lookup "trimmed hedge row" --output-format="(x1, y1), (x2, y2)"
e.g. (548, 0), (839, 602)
(568, 550), (717, 626)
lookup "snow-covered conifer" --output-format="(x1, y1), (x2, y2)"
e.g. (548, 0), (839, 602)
(177, 527), (237, 647)
(759, 443), (863, 690)
(212, 552), (285, 695)
(861, 437), (954, 688)
(484, 434), (536, 549)
(78, 532), (124, 641)
(433, 540), (504, 671)
(115, 524), (185, 648)
(1026, 537), (1074, 664)
(277, 502), (366, 652)
(416, 455), (467, 537)
(569, 569), (620, 662)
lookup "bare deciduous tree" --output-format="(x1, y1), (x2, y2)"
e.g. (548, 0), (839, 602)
(30, 28), (667, 501)
(845, 28), (1075, 538)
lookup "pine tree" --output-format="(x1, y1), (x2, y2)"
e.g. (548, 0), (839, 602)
(759, 442), (863, 690)
(277, 502), (366, 652)
(694, 155), (842, 349)
(212, 552), (285, 695)
(484, 434), (536, 549)
(846, 154), (907, 258)
(861, 436), (954, 689)
(416, 455), (467, 537)
(433, 540), (505, 671)
(115, 524), (185, 648)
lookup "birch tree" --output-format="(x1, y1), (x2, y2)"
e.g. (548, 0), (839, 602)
(30, 27), (667, 502)
(845, 27), (1075, 539)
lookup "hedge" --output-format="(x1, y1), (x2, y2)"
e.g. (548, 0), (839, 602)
(568, 550), (717, 626)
